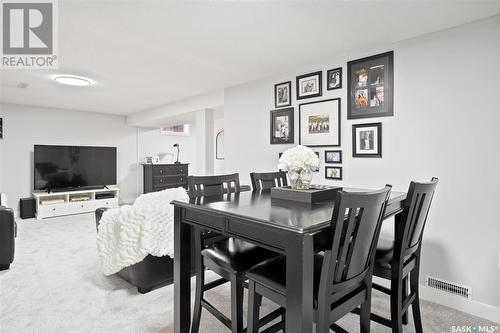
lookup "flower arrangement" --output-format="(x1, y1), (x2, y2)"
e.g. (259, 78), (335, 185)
(278, 145), (320, 172)
(278, 145), (320, 189)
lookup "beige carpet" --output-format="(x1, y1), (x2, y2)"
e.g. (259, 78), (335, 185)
(0, 214), (497, 333)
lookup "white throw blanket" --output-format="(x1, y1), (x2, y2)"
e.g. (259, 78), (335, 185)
(96, 187), (189, 275)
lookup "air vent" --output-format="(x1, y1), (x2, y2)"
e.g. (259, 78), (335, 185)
(426, 276), (471, 299)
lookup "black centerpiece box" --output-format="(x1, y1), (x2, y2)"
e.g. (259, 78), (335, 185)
(271, 185), (342, 203)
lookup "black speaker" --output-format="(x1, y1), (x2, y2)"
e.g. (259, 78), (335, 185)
(20, 198), (36, 219)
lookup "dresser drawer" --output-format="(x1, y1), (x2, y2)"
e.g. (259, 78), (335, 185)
(153, 165), (188, 176)
(153, 175), (186, 186)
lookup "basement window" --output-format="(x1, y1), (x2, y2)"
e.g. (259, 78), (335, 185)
(160, 125), (190, 136)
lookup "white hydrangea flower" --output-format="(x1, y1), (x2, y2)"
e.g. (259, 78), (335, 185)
(278, 145), (320, 172)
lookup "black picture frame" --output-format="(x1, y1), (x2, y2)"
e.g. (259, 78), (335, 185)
(347, 51), (393, 119)
(0, 118), (3, 139)
(296, 71), (322, 100)
(327, 67), (342, 90)
(270, 107), (294, 144)
(325, 166), (342, 180)
(324, 150), (342, 164)
(299, 98), (341, 147)
(352, 122), (382, 158)
(274, 81), (292, 108)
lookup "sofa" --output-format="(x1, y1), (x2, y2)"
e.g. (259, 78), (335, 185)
(0, 204), (16, 270)
(95, 207), (197, 293)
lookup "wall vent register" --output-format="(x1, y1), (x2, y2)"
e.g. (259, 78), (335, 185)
(426, 275), (471, 299)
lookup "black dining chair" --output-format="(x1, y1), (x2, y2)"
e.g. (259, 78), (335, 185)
(188, 174), (282, 333)
(250, 171), (288, 191)
(246, 186), (392, 333)
(370, 178), (438, 333)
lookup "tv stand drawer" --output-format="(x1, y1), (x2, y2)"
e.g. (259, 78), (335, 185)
(38, 203), (68, 218)
(67, 201), (95, 215)
(95, 198), (119, 209)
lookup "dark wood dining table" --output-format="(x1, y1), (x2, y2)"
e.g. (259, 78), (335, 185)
(172, 188), (406, 333)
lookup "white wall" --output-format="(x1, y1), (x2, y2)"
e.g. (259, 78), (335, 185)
(0, 103), (199, 209)
(224, 15), (500, 312)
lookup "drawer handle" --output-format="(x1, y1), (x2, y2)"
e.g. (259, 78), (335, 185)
(160, 179), (163, 183)
(159, 170), (163, 174)
(52, 208), (56, 211)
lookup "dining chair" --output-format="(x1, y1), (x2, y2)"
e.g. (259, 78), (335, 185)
(250, 171), (288, 191)
(370, 177), (438, 333)
(246, 186), (392, 333)
(188, 173), (241, 198)
(187, 174), (282, 333)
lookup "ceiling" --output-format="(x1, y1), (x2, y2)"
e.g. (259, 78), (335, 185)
(1, 1), (499, 116)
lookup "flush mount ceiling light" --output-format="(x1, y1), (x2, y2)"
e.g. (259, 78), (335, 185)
(54, 75), (92, 87)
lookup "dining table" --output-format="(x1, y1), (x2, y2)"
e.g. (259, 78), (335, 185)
(172, 187), (406, 333)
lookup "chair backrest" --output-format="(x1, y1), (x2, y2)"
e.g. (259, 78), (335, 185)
(187, 173), (241, 198)
(318, 186), (391, 302)
(250, 171), (288, 191)
(399, 177), (438, 256)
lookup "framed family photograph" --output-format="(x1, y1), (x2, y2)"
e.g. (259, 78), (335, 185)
(274, 81), (291, 108)
(325, 166), (342, 180)
(352, 122), (382, 157)
(296, 71), (322, 100)
(325, 150), (342, 164)
(299, 98), (340, 147)
(327, 67), (342, 90)
(270, 107), (294, 144)
(347, 51), (393, 119)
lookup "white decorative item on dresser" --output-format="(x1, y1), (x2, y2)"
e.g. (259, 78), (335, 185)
(32, 188), (120, 220)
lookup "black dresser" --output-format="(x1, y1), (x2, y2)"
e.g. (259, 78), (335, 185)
(143, 163), (189, 194)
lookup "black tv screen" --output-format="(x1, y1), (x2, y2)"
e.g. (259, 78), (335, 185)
(34, 145), (117, 191)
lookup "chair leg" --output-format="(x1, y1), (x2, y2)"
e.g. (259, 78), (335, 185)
(247, 280), (262, 333)
(191, 229), (205, 333)
(359, 288), (372, 333)
(390, 276), (403, 333)
(230, 274), (244, 333)
(410, 264), (424, 333)
(402, 276), (409, 325)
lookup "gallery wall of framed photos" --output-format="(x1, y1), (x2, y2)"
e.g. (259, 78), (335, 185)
(271, 50), (394, 183)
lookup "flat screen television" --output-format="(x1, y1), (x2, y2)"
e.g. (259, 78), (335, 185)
(34, 145), (117, 191)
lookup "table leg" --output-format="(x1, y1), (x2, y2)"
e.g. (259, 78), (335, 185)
(285, 233), (314, 333)
(174, 206), (192, 333)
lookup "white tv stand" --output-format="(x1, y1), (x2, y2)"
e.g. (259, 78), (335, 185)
(33, 187), (120, 220)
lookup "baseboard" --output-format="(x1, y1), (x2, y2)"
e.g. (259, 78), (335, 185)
(419, 284), (500, 323)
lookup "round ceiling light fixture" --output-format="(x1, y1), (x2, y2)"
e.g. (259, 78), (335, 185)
(54, 75), (92, 87)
